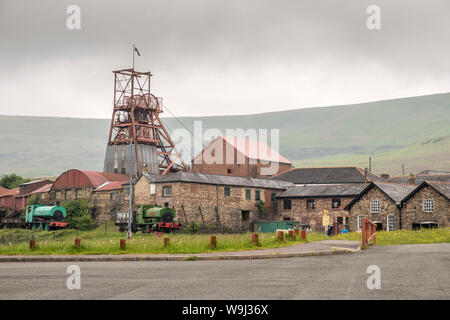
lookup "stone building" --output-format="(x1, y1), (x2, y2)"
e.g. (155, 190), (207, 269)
(345, 182), (416, 231)
(277, 184), (367, 231)
(191, 135), (292, 179)
(401, 181), (450, 229)
(132, 171), (293, 229)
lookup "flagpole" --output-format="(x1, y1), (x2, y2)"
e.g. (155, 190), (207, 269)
(132, 44), (135, 70)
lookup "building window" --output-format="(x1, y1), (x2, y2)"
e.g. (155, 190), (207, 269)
(163, 186), (172, 197)
(270, 192), (276, 203)
(255, 190), (261, 201)
(283, 199), (291, 210)
(126, 186), (131, 195)
(370, 200), (380, 213)
(241, 211), (249, 221)
(227, 168), (232, 174)
(332, 198), (341, 209)
(164, 202), (169, 208)
(423, 199), (434, 212)
(245, 189), (251, 200)
(65, 189), (72, 200)
(337, 217), (343, 224)
(387, 214), (394, 231)
(224, 186), (231, 197)
(150, 183), (156, 195)
(76, 189), (83, 199)
(357, 214), (364, 229)
(306, 199), (315, 210)
(110, 192), (116, 200)
(56, 191), (62, 200)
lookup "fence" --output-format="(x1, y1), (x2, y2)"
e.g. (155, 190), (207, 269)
(361, 218), (376, 248)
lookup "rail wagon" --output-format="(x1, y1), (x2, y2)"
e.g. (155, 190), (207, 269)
(116, 205), (182, 233)
(0, 205), (69, 230)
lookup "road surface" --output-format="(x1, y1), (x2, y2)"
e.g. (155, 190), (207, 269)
(0, 243), (448, 299)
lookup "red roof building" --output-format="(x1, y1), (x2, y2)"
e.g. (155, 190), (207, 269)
(191, 135), (292, 179)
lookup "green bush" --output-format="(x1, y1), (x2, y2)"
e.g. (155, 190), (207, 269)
(62, 200), (95, 231)
(0, 173), (30, 189)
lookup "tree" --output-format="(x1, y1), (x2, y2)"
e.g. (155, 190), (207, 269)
(0, 173), (30, 189)
(62, 199), (96, 230)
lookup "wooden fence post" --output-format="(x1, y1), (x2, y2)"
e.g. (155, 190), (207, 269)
(120, 239), (126, 250)
(252, 233), (259, 246)
(277, 231), (284, 241)
(210, 236), (217, 249)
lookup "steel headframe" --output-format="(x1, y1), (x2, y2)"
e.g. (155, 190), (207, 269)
(107, 68), (189, 175)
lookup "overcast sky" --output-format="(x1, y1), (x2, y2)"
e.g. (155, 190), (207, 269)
(0, 0), (449, 118)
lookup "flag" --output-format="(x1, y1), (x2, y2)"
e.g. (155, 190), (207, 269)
(134, 46), (141, 56)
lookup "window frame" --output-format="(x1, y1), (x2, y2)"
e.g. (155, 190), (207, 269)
(270, 192), (277, 203)
(423, 199), (434, 213)
(306, 199), (315, 210)
(387, 214), (394, 231)
(224, 186), (231, 197)
(370, 200), (380, 213)
(162, 185), (172, 197)
(255, 189), (261, 201)
(245, 189), (252, 200)
(357, 214), (364, 229)
(283, 199), (291, 210)
(331, 198), (341, 209)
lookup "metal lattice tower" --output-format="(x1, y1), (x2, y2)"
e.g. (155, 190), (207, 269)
(103, 68), (188, 176)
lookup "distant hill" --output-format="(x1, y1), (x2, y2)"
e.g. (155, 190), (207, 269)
(1, 92), (450, 177)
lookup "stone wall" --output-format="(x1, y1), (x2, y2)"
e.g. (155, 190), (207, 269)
(132, 181), (285, 228)
(348, 186), (400, 231)
(278, 197), (352, 231)
(402, 185), (449, 229)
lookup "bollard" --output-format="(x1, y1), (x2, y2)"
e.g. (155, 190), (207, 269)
(29, 239), (36, 250)
(301, 230), (306, 240)
(294, 229), (299, 237)
(251, 233), (259, 246)
(74, 238), (81, 248)
(210, 235), (217, 249)
(277, 231), (284, 241)
(164, 237), (170, 248)
(288, 230), (294, 240)
(120, 239), (126, 250)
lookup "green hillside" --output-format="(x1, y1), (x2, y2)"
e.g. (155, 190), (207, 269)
(1, 92), (450, 177)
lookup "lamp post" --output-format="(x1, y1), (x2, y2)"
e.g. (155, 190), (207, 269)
(119, 132), (134, 240)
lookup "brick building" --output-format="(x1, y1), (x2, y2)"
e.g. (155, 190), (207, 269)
(132, 171), (293, 229)
(401, 181), (450, 229)
(277, 184), (367, 231)
(191, 136), (292, 179)
(345, 182), (416, 231)
(0, 179), (53, 213)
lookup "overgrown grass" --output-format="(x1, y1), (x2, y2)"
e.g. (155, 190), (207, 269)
(328, 228), (450, 246)
(0, 224), (312, 255)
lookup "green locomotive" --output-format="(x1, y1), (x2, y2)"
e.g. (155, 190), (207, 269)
(0, 205), (68, 230)
(115, 205), (182, 233)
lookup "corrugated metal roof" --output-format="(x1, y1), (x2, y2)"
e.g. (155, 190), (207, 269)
(388, 175), (450, 184)
(141, 172), (293, 189)
(94, 181), (125, 192)
(30, 183), (53, 194)
(52, 169), (129, 190)
(0, 187), (19, 197)
(277, 183), (368, 198)
(192, 135), (291, 165)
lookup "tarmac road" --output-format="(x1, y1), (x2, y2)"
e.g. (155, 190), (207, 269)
(0, 243), (448, 300)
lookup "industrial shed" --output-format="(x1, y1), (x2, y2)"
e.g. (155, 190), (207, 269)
(51, 169), (129, 201)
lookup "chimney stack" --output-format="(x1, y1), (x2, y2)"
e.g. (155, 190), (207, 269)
(408, 173), (415, 185)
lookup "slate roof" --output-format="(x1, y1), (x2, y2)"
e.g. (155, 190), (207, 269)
(387, 175), (450, 184)
(277, 183), (368, 198)
(416, 170), (450, 176)
(374, 182), (417, 205)
(402, 181), (450, 202)
(140, 172), (294, 190)
(271, 167), (384, 184)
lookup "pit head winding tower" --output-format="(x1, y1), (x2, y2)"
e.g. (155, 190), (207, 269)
(103, 69), (188, 176)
